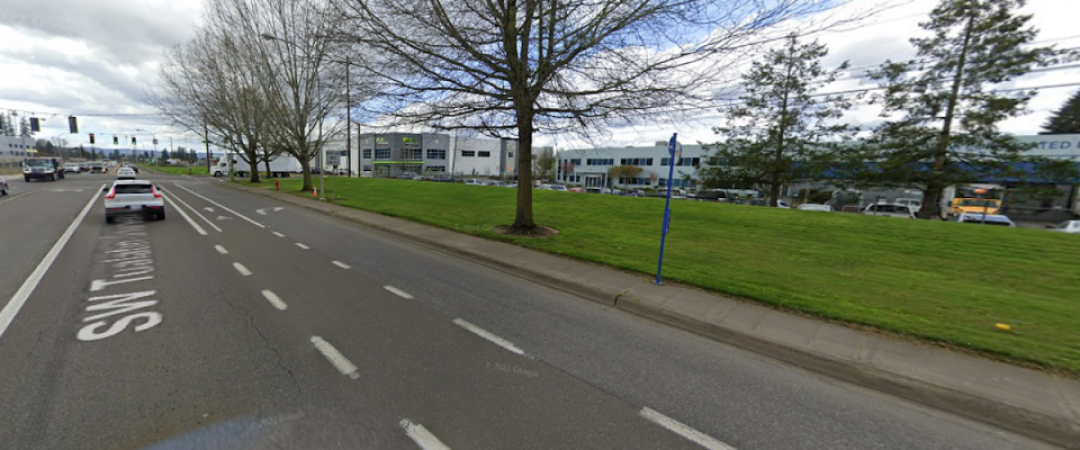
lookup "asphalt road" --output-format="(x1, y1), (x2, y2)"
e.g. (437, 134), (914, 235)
(0, 172), (1061, 450)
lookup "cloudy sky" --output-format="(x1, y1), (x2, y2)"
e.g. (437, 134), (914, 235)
(1, 0), (1078, 153)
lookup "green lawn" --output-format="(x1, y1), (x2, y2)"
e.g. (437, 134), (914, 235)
(145, 164), (209, 175)
(244, 177), (1080, 375)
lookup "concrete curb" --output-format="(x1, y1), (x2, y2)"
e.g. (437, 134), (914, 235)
(219, 180), (1080, 450)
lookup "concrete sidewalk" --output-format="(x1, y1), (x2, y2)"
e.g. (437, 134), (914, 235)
(221, 180), (1080, 449)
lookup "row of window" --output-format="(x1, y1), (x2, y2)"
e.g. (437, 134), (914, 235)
(460, 150), (492, 158)
(660, 157), (701, 167)
(619, 177), (653, 185)
(586, 158), (614, 166)
(620, 158), (654, 166)
(361, 149), (451, 160)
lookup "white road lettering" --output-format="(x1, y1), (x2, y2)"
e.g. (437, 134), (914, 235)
(77, 216), (163, 342)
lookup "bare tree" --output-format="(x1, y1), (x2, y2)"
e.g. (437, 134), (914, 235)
(332, 0), (846, 233)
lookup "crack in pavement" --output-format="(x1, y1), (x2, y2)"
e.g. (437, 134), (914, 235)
(219, 296), (304, 394)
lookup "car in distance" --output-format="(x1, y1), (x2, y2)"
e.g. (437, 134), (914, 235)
(63, 163), (82, 173)
(1047, 220), (1080, 234)
(862, 203), (916, 219)
(103, 180), (165, 223)
(89, 162), (107, 173)
(796, 203), (833, 212)
(23, 157), (65, 182)
(955, 213), (1016, 227)
(0, 174), (8, 195)
(116, 167), (137, 180)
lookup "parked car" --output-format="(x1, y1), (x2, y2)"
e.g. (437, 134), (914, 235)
(464, 179), (485, 185)
(484, 180), (507, 187)
(0, 174), (8, 196)
(115, 167), (137, 180)
(103, 180), (165, 223)
(63, 163), (82, 173)
(955, 213), (1016, 227)
(1047, 220), (1080, 234)
(540, 184), (569, 191)
(796, 203), (833, 212)
(862, 203), (916, 219)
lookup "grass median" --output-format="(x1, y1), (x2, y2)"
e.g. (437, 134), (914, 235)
(145, 164), (209, 176)
(242, 177), (1080, 375)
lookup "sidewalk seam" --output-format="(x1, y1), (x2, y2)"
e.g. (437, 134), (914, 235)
(218, 180), (1080, 450)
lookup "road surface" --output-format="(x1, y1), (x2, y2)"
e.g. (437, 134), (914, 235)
(0, 173), (1059, 449)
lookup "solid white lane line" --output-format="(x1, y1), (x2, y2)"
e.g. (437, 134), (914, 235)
(233, 262), (252, 276)
(0, 185), (103, 341)
(215, 245), (229, 255)
(451, 318), (525, 356)
(639, 407), (738, 450)
(332, 260), (351, 269)
(164, 189), (223, 232)
(383, 286), (413, 299)
(163, 195), (208, 236)
(272, 231), (286, 238)
(295, 243), (309, 250)
(172, 183), (266, 228)
(310, 336), (359, 379)
(261, 290), (288, 311)
(400, 419), (452, 450)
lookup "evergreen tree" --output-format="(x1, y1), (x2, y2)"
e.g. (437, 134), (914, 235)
(865, 0), (1061, 218)
(161, 149), (171, 161)
(1040, 90), (1080, 135)
(699, 34), (856, 206)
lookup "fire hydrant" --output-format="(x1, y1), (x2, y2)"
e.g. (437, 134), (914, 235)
(275, 180), (280, 191)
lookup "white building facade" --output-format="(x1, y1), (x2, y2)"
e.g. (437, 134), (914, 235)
(0, 135), (35, 169)
(557, 141), (708, 189)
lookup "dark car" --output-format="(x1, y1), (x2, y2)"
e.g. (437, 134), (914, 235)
(687, 190), (727, 202)
(89, 162), (107, 173)
(23, 158), (65, 182)
(0, 174), (8, 195)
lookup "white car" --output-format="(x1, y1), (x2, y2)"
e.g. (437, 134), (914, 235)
(63, 163), (82, 173)
(955, 213), (1015, 227)
(464, 179), (485, 185)
(862, 203), (916, 219)
(796, 203), (833, 212)
(1047, 220), (1080, 234)
(103, 180), (165, 223)
(116, 167), (137, 180)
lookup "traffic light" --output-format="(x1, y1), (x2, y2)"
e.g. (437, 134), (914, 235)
(132, 137), (137, 145)
(113, 136), (119, 145)
(89, 133), (95, 144)
(153, 138), (158, 145)
(29, 117), (40, 132)
(68, 116), (79, 133)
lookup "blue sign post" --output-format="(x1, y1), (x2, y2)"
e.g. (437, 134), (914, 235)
(655, 133), (678, 285)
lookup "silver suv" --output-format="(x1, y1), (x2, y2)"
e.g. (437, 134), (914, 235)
(103, 180), (165, 223)
(861, 203), (916, 219)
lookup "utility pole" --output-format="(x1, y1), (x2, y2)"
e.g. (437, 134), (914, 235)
(204, 121), (211, 172)
(346, 55), (351, 177)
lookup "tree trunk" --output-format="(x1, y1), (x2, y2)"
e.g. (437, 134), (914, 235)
(265, 157), (272, 179)
(300, 156), (313, 192)
(924, 14), (975, 219)
(511, 112), (536, 231)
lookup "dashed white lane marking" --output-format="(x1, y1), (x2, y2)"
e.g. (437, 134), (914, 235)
(295, 243), (309, 250)
(383, 286), (413, 299)
(400, 419), (452, 450)
(451, 318), (525, 356)
(261, 290), (288, 311)
(332, 261), (351, 269)
(204, 207), (214, 212)
(173, 183), (266, 228)
(0, 185), (102, 341)
(164, 189), (222, 232)
(215, 245), (229, 255)
(639, 407), (738, 450)
(272, 231), (286, 238)
(233, 262), (252, 276)
(162, 195), (207, 236)
(310, 336), (359, 379)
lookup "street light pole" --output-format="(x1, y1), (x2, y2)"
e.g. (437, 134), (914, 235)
(346, 55), (351, 178)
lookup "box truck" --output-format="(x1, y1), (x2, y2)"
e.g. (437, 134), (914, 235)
(211, 152), (304, 178)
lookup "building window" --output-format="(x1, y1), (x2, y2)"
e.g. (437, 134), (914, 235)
(586, 158), (613, 166)
(567, 158), (581, 165)
(426, 165), (446, 172)
(426, 149), (446, 160)
(375, 149), (391, 160)
(478, 151), (491, 158)
(508, 152), (514, 158)
(619, 158), (655, 166)
(403, 149), (422, 160)
(676, 157), (701, 166)
(461, 150), (475, 157)
(363, 149), (372, 159)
